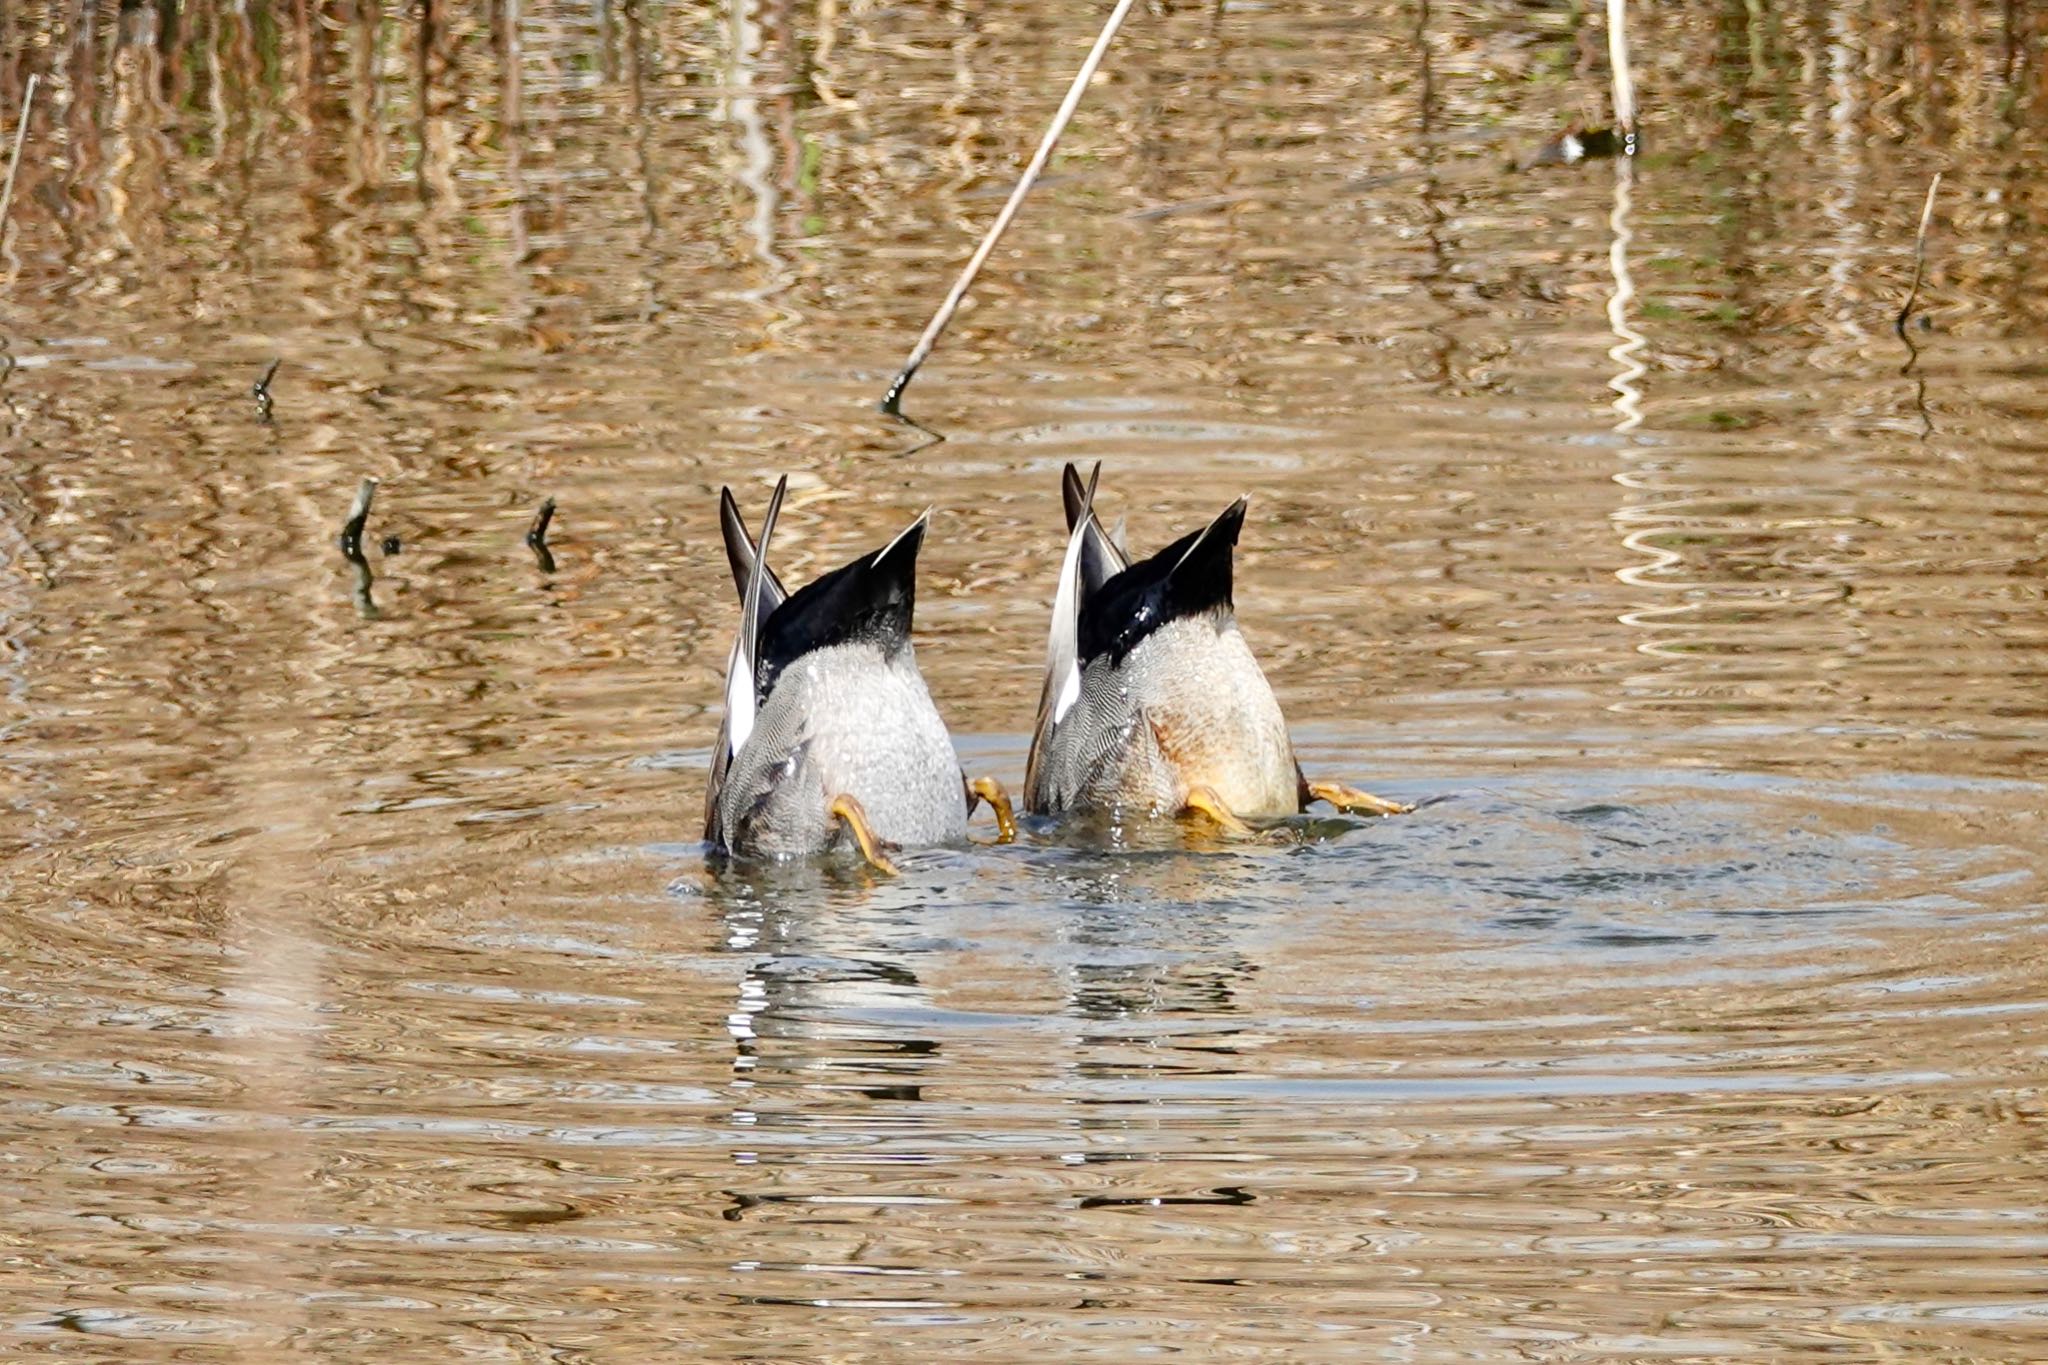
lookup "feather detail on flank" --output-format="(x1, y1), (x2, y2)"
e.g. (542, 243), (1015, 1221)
(1053, 665), (1082, 725)
(1025, 465), (1107, 802)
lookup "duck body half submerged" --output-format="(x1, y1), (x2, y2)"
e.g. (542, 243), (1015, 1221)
(1025, 488), (1300, 818)
(713, 638), (968, 855)
(706, 479), (976, 865)
(1026, 463), (1407, 828)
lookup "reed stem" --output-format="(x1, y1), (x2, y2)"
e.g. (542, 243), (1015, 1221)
(880, 0), (1140, 417)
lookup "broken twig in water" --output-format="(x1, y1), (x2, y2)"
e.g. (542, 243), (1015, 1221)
(338, 478), (379, 619)
(1895, 173), (1942, 441)
(1518, 0), (1636, 170)
(0, 75), (40, 264)
(339, 477), (377, 558)
(252, 358), (281, 423)
(1895, 173), (1942, 340)
(525, 496), (557, 573)
(879, 0), (1141, 418)
(1606, 0), (1637, 154)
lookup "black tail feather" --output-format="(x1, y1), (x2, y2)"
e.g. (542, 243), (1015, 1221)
(756, 514), (927, 698)
(1077, 497), (1245, 668)
(720, 486), (790, 636)
(1060, 461), (1127, 598)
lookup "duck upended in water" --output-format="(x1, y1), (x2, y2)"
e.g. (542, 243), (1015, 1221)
(705, 477), (1014, 871)
(1024, 463), (1409, 831)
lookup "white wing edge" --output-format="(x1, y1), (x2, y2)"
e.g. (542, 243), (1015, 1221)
(1047, 494), (1094, 727)
(723, 475), (789, 756)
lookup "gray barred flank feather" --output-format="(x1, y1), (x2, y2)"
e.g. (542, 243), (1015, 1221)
(1025, 611), (1299, 819)
(710, 642), (967, 855)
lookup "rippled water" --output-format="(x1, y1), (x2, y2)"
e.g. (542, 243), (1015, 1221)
(3, 0), (2047, 1358)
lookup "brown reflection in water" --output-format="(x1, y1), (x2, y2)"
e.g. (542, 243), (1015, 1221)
(0, 0), (2046, 1355)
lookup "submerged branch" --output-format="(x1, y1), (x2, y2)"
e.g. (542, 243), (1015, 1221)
(338, 478), (380, 620)
(1606, 160), (1646, 433)
(1896, 174), (1942, 441)
(253, 358), (281, 424)
(339, 478), (377, 558)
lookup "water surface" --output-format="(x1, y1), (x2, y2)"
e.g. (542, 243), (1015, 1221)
(3, 1), (2047, 1358)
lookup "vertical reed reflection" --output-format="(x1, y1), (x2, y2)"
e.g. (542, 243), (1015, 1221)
(721, 0), (800, 345)
(1603, 0), (1644, 432)
(1605, 157), (1645, 434)
(413, 0), (463, 298)
(1412, 0), (1458, 390)
(1820, 4), (1871, 347)
(494, 0), (532, 330)
(621, 0), (668, 323)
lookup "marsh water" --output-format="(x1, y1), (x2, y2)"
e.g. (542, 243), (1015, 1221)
(3, 1), (2047, 1358)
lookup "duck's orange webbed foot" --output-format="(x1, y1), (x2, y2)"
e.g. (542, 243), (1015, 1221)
(829, 793), (900, 874)
(967, 776), (1019, 843)
(1305, 778), (1411, 817)
(1181, 784), (1256, 835)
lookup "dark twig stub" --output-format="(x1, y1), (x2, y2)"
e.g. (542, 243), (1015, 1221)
(526, 496), (557, 573)
(339, 478), (377, 559)
(252, 358), (281, 423)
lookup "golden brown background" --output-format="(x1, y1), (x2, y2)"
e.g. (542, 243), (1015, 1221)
(0, 1), (2044, 1358)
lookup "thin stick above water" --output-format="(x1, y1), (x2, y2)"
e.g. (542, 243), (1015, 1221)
(1895, 172), (1942, 339)
(879, 0), (1141, 417)
(525, 496), (556, 573)
(1606, 0), (1636, 150)
(0, 75), (42, 252)
(339, 478), (377, 558)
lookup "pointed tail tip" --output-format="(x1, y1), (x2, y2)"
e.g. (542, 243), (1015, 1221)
(877, 506), (931, 565)
(1061, 460), (1104, 532)
(1215, 494), (1250, 542)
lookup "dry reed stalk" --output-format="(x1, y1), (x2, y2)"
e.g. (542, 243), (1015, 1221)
(0, 74), (42, 260)
(1896, 172), (1942, 338)
(881, 0), (1141, 417)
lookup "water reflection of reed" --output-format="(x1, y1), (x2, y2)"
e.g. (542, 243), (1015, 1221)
(0, 2), (2030, 335)
(5, 5), (2048, 1355)
(0, 3), (2038, 845)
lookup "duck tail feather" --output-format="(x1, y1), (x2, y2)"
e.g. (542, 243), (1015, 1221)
(719, 484), (790, 626)
(723, 475), (788, 754)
